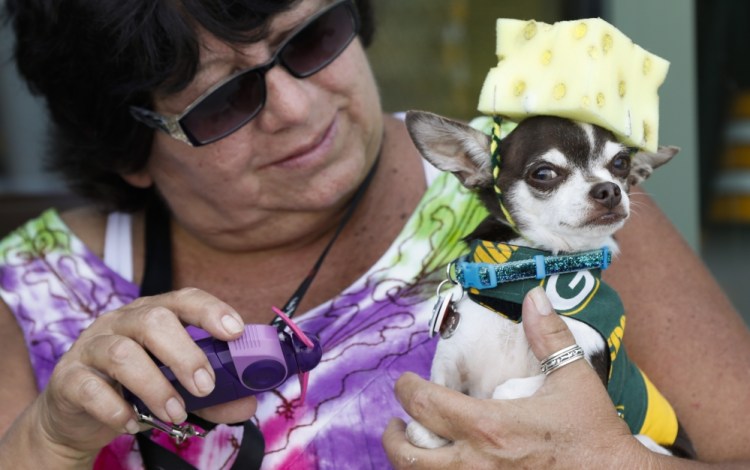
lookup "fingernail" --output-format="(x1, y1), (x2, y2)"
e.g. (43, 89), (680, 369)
(194, 367), (215, 395)
(529, 287), (554, 316)
(165, 397), (187, 424)
(125, 419), (140, 435)
(221, 314), (244, 335)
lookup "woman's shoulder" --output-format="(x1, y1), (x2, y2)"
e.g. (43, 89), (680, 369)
(0, 205), (123, 261)
(58, 206), (108, 258)
(0, 206), (110, 274)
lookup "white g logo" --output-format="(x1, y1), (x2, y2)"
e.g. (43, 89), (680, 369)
(545, 271), (597, 312)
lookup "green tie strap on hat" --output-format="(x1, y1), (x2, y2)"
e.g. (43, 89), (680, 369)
(490, 116), (521, 232)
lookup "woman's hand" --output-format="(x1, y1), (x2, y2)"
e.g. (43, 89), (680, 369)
(383, 287), (654, 469)
(28, 288), (256, 461)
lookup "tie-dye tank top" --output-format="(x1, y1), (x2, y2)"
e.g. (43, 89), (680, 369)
(0, 171), (486, 469)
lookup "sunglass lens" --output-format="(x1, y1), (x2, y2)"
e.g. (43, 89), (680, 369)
(181, 70), (265, 145)
(281, 3), (356, 77)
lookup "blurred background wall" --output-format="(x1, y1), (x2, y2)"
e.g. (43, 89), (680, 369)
(0, 0), (747, 321)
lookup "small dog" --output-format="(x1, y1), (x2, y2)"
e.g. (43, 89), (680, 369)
(404, 110), (694, 457)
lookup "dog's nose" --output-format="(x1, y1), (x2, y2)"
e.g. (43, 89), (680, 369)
(589, 182), (622, 209)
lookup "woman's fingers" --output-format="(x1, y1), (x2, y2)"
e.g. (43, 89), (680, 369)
(130, 287), (245, 340)
(393, 372), (492, 444)
(79, 334), (189, 424)
(393, 288), (590, 445)
(80, 288), (245, 405)
(27, 287), (254, 455)
(383, 418), (456, 469)
(106, 303), (217, 399)
(384, 287), (639, 469)
(70, 289), (246, 421)
(50, 362), (140, 435)
(522, 287), (578, 361)
(158, 287), (246, 340)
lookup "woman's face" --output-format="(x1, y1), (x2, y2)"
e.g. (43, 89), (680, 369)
(125, 0), (383, 250)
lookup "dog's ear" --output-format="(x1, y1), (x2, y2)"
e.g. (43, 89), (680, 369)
(405, 110), (492, 189)
(628, 145), (679, 186)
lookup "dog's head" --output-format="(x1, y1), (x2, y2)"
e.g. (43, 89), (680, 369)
(406, 110), (678, 253)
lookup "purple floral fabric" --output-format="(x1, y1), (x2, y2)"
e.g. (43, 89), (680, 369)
(0, 210), (138, 388)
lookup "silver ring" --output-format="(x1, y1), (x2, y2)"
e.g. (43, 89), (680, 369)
(540, 344), (585, 375)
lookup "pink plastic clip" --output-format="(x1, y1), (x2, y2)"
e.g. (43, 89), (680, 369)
(272, 306), (314, 403)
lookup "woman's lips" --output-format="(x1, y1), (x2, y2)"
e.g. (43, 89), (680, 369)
(265, 118), (337, 170)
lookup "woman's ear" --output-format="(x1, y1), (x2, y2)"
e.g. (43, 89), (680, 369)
(120, 169), (153, 188)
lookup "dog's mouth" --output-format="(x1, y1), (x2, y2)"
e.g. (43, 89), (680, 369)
(583, 210), (628, 227)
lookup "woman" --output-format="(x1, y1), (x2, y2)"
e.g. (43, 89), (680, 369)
(0, 0), (748, 469)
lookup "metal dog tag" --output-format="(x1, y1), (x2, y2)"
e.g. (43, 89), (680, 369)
(429, 277), (463, 339)
(429, 292), (460, 339)
(439, 308), (460, 339)
(429, 292), (450, 338)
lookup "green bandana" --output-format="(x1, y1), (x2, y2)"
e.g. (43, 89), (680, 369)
(455, 239), (681, 447)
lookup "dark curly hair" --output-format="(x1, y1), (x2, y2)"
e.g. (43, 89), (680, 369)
(2, 0), (375, 211)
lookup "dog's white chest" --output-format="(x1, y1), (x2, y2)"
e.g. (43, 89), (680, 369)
(430, 295), (539, 398)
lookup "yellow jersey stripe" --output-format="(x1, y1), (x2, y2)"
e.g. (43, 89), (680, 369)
(638, 371), (679, 445)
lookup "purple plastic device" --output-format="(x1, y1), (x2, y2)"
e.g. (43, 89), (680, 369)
(126, 324), (322, 414)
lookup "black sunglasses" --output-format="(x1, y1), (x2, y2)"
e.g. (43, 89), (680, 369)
(130, 0), (360, 147)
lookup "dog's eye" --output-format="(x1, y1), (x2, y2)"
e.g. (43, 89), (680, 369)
(611, 155), (631, 173)
(530, 166), (559, 181)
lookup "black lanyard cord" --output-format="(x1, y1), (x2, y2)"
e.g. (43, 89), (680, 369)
(275, 156), (380, 323)
(138, 157), (380, 469)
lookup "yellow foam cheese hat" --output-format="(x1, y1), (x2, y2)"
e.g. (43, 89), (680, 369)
(477, 18), (669, 152)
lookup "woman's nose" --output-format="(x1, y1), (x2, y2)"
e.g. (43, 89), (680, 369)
(254, 67), (312, 132)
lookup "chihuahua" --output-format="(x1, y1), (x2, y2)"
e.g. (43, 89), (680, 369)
(404, 110), (694, 457)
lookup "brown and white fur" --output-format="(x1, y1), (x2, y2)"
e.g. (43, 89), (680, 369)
(404, 110), (687, 456)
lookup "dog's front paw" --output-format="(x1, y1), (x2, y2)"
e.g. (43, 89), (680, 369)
(405, 420), (451, 449)
(492, 374), (546, 400)
(635, 434), (673, 456)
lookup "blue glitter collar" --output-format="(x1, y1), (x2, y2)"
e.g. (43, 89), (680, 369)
(454, 244), (611, 290)
(452, 241), (612, 322)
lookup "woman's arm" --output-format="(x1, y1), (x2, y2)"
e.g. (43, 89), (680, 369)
(606, 191), (750, 461)
(0, 302), (81, 468)
(0, 301), (38, 437)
